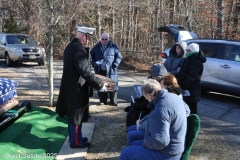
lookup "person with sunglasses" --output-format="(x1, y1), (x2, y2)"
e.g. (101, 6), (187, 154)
(90, 33), (122, 106)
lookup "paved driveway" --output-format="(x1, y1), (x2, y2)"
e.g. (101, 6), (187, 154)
(0, 60), (240, 159)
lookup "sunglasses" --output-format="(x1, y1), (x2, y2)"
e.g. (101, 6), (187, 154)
(101, 39), (108, 41)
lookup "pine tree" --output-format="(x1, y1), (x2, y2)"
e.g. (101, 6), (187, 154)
(4, 16), (22, 33)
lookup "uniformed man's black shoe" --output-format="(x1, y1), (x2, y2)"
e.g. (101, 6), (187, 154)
(70, 142), (90, 148)
(69, 137), (88, 143)
(82, 137), (88, 142)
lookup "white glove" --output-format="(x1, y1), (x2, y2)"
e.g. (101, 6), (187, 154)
(98, 83), (108, 92)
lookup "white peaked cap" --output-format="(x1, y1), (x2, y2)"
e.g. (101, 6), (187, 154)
(187, 43), (199, 53)
(76, 26), (96, 36)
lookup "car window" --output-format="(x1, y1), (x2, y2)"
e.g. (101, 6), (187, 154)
(196, 42), (219, 58)
(6, 35), (36, 45)
(223, 44), (240, 62)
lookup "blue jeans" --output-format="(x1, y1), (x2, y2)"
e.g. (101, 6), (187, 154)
(127, 129), (144, 145)
(127, 125), (137, 132)
(119, 145), (180, 160)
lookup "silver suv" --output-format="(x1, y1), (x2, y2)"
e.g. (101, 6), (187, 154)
(162, 39), (240, 96)
(0, 33), (45, 66)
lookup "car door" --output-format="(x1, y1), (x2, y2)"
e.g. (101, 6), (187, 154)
(196, 42), (221, 90)
(218, 43), (240, 94)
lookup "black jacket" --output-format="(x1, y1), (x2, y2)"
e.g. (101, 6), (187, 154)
(56, 38), (104, 126)
(178, 51), (206, 103)
(125, 96), (151, 127)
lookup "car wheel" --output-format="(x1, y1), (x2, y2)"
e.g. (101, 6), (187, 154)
(201, 89), (208, 95)
(5, 53), (13, 67)
(38, 60), (45, 66)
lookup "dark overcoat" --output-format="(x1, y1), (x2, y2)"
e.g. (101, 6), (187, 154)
(90, 41), (122, 90)
(178, 51), (206, 103)
(56, 38), (104, 126)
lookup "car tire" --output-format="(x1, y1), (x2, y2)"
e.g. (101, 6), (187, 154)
(201, 89), (208, 95)
(38, 60), (45, 66)
(5, 53), (13, 67)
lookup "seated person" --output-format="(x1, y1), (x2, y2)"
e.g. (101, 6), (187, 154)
(124, 63), (168, 127)
(162, 74), (182, 97)
(120, 79), (187, 160)
(127, 74), (190, 145)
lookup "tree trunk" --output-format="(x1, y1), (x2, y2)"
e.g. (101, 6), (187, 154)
(155, 0), (159, 61)
(96, 3), (101, 39)
(216, 0), (224, 39)
(225, 0), (235, 38)
(48, 0), (54, 107)
(211, 0), (214, 38)
(232, 3), (240, 39)
(112, 1), (115, 41)
(169, 0), (175, 23)
(70, 20), (76, 41)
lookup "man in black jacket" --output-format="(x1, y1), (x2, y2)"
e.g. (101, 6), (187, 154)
(56, 26), (108, 148)
(178, 43), (207, 114)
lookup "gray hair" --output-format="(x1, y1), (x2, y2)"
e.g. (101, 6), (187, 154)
(141, 79), (161, 96)
(100, 33), (109, 39)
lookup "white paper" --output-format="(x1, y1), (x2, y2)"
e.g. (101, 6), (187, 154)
(95, 59), (103, 65)
(131, 95), (135, 103)
(134, 85), (142, 97)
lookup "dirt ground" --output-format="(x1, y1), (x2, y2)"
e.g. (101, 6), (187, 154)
(2, 59), (240, 160)
(0, 58), (151, 160)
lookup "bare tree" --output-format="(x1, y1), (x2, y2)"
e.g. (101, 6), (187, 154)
(2, 0), (240, 106)
(216, 0), (224, 39)
(225, 0), (235, 38)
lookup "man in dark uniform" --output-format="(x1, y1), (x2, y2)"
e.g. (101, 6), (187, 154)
(56, 26), (108, 148)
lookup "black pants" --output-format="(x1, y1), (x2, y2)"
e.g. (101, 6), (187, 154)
(98, 69), (117, 104)
(98, 90), (117, 104)
(186, 102), (198, 114)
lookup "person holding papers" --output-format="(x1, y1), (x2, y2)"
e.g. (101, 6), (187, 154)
(90, 32), (122, 106)
(120, 79), (187, 160)
(125, 63), (168, 127)
(127, 74), (190, 146)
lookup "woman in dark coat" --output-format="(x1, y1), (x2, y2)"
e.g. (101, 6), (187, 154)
(90, 33), (122, 106)
(178, 43), (207, 114)
(56, 27), (107, 148)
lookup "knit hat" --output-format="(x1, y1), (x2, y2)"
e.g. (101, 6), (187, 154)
(150, 63), (168, 78)
(186, 43), (199, 53)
